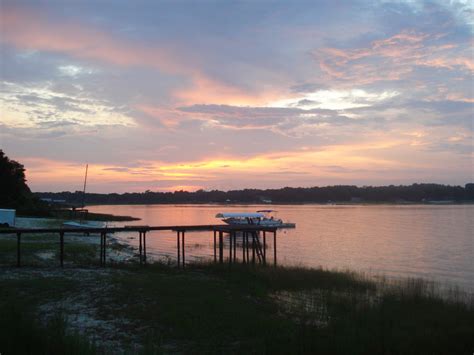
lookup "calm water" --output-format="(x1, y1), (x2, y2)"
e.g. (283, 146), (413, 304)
(87, 204), (474, 290)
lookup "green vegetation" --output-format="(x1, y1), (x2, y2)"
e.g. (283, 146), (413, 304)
(0, 282), (96, 355)
(0, 217), (472, 354)
(1, 259), (473, 354)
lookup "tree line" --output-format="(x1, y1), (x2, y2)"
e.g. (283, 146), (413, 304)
(36, 183), (474, 205)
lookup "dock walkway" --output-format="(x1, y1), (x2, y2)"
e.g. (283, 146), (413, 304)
(0, 223), (293, 268)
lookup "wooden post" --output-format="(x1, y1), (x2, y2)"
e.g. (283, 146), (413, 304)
(242, 232), (246, 263)
(99, 233), (102, 266)
(254, 232), (263, 263)
(103, 232), (106, 266)
(263, 231), (267, 265)
(139, 231), (143, 265)
(252, 233), (256, 264)
(213, 230), (217, 262)
(228, 232), (231, 264)
(177, 231), (181, 267)
(60, 231), (64, 268)
(143, 231), (147, 265)
(16, 232), (21, 267)
(99, 232), (106, 266)
(219, 231), (223, 263)
(273, 231), (277, 266)
(181, 231), (185, 268)
(246, 232), (250, 261)
(233, 232), (237, 262)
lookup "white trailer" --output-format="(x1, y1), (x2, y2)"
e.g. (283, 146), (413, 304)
(0, 209), (16, 227)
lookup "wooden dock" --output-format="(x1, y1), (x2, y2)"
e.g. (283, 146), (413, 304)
(0, 224), (292, 268)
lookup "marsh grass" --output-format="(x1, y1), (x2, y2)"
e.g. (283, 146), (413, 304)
(88, 263), (473, 353)
(0, 259), (473, 353)
(0, 298), (96, 355)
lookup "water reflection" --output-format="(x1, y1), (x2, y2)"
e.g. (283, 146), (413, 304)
(87, 204), (474, 290)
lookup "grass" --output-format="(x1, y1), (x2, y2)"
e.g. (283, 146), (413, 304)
(0, 276), (96, 355)
(0, 240), (473, 354)
(104, 263), (473, 354)
(0, 235), (105, 267)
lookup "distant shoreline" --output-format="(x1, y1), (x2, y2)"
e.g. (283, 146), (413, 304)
(35, 183), (474, 206)
(83, 201), (474, 206)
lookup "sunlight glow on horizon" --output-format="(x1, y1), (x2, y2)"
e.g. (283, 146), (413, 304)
(1, 1), (472, 192)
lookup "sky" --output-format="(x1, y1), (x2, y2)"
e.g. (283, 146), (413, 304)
(0, 0), (473, 193)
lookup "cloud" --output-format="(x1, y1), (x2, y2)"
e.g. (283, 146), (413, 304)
(1, 1), (472, 191)
(177, 103), (359, 136)
(313, 30), (473, 86)
(1, 5), (280, 106)
(0, 81), (136, 129)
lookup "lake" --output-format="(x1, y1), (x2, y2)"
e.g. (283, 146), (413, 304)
(87, 204), (474, 290)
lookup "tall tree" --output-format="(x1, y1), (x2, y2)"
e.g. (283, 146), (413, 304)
(0, 150), (32, 208)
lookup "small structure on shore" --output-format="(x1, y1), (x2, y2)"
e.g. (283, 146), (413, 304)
(0, 209), (16, 227)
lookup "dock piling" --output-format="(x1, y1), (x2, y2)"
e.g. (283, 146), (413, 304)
(213, 230), (217, 262)
(273, 231), (277, 266)
(263, 231), (266, 264)
(139, 231), (143, 265)
(16, 232), (21, 267)
(181, 231), (185, 268)
(143, 231), (147, 265)
(59, 231), (64, 267)
(103, 232), (107, 265)
(233, 232), (237, 262)
(219, 231), (223, 263)
(177, 231), (181, 267)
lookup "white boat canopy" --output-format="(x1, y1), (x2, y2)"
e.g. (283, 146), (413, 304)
(216, 212), (265, 219)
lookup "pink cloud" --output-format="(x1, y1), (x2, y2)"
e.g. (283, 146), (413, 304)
(1, 6), (280, 106)
(1, 7), (179, 72)
(314, 30), (473, 85)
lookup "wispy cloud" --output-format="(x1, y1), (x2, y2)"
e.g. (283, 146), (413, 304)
(314, 30), (472, 85)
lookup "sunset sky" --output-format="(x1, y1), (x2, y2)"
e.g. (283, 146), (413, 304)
(1, 0), (472, 193)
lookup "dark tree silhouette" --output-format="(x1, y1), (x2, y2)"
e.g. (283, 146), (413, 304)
(0, 150), (47, 214)
(35, 183), (474, 205)
(0, 150), (31, 208)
